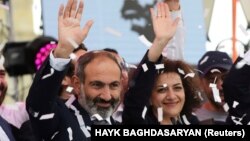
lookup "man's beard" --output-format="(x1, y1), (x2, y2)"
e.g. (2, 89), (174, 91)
(86, 97), (119, 119)
(79, 87), (119, 119)
(0, 84), (7, 105)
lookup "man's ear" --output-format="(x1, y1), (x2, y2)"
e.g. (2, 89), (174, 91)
(72, 75), (81, 97)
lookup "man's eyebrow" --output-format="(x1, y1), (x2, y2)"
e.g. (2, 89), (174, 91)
(110, 81), (120, 83)
(89, 81), (104, 84)
(89, 81), (120, 85)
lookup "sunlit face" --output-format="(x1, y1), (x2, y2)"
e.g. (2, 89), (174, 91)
(78, 57), (122, 119)
(151, 72), (185, 119)
(201, 68), (228, 108)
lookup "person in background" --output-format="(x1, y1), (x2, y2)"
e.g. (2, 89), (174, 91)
(0, 43), (85, 140)
(0, 56), (16, 141)
(195, 51), (233, 124)
(162, 0), (185, 60)
(71, 43), (88, 65)
(223, 50), (250, 125)
(102, 48), (130, 123)
(59, 43), (88, 100)
(0, 55), (39, 141)
(102, 48), (129, 97)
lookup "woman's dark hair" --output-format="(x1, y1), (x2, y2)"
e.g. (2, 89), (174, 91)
(154, 58), (201, 115)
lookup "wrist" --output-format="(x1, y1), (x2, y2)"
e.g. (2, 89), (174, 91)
(153, 38), (170, 48)
(53, 43), (73, 58)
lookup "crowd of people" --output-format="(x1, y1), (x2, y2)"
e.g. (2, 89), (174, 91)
(0, 0), (249, 140)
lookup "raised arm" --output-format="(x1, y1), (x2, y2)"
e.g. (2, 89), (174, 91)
(162, 0), (185, 60)
(54, 0), (93, 58)
(123, 2), (179, 124)
(148, 2), (179, 62)
(26, 0), (93, 138)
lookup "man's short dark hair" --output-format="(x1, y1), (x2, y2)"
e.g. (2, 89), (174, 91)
(103, 48), (118, 54)
(76, 51), (122, 83)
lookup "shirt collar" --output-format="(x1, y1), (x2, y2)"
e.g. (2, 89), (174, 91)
(91, 114), (112, 125)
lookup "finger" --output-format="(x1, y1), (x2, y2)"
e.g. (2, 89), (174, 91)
(70, 0), (77, 17)
(81, 20), (94, 39)
(164, 3), (171, 17)
(76, 0), (84, 21)
(157, 3), (162, 17)
(64, 0), (73, 18)
(150, 8), (156, 22)
(161, 2), (166, 18)
(58, 4), (64, 21)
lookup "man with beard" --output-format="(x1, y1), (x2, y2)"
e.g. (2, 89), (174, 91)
(26, 0), (121, 140)
(0, 57), (16, 141)
(72, 51), (122, 123)
(0, 55), (39, 141)
(195, 51), (233, 124)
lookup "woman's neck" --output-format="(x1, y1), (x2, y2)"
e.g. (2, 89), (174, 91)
(153, 108), (178, 125)
(160, 118), (173, 125)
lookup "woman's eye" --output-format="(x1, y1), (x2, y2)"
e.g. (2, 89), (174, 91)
(157, 88), (167, 93)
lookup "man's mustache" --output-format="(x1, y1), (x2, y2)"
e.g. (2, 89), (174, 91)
(93, 97), (116, 106)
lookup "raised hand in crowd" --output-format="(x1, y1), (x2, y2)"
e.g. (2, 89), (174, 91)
(162, 0), (185, 60)
(148, 2), (179, 62)
(55, 0), (93, 58)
